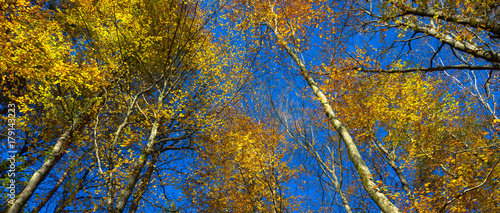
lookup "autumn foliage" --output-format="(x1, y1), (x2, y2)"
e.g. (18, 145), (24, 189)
(183, 108), (297, 212)
(1, 0), (499, 212)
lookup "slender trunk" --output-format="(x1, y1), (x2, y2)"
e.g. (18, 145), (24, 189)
(53, 167), (91, 213)
(106, 89), (145, 212)
(297, 61), (401, 213)
(309, 146), (353, 213)
(115, 119), (159, 213)
(32, 150), (89, 213)
(267, 21), (401, 212)
(295, 57), (400, 213)
(284, 124), (354, 213)
(7, 94), (101, 213)
(128, 151), (160, 213)
(372, 138), (419, 212)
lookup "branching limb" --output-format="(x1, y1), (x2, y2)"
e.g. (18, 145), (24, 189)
(355, 65), (500, 73)
(438, 158), (500, 213)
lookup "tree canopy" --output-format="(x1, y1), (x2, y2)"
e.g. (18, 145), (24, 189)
(1, 0), (499, 212)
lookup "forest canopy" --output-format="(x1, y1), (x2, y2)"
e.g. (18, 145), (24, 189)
(1, 0), (499, 212)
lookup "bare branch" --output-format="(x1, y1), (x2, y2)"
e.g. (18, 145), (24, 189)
(355, 65), (500, 73)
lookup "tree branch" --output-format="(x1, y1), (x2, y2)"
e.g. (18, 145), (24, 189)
(403, 7), (500, 37)
(264, 20), (402, 213)
(439, 158), (500, 213)
(355, 65), (500, 73)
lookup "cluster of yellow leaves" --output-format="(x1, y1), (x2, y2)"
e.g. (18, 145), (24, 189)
(322, 57), (500, 211)
(324, 62), (455, 143)
(1, 0), (110, 143)
(413, 111), (500, 212)
(226, 0), (334, 51)
(182, 109), (299, 212)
